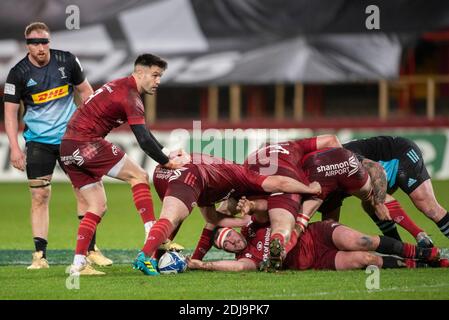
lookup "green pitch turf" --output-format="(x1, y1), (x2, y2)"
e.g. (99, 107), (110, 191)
(1, 181), (449, 300)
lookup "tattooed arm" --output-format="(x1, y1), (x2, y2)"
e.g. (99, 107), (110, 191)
(362, 158), (387, 205)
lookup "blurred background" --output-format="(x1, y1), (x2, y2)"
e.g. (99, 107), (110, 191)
(1, 0), (449, 181)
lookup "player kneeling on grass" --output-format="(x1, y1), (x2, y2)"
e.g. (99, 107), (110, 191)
(187, 213), (449, 272)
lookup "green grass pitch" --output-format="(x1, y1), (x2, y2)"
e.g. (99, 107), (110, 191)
(1, 181), (449, 300)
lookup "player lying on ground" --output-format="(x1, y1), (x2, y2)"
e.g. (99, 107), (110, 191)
(63, 54), (185, 276)
(243, 135), (342, 273)
(333, 135), (449, 247)
(187, 213), (448, 272)
(133, 153), (322, 276)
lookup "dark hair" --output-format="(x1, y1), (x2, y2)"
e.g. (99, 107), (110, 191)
(25, 22), (50, 37)
(134, 54), (167, 70)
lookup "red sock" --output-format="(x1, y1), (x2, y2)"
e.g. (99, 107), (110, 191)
(75, 212), (101, 255)
(132, 183), (155, 224)
(402, 243), (416, 258)
(142, 219), (173, 257)
(284, 229), (299, 255)
(192, 228), (214, 260)
(386, 200), (423, 237)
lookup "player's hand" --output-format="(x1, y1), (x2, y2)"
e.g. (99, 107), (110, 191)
(236, 196), (255, 216)
(309, 181), (322, 195)
(186, 256), (203, 270)
(163, 158), (185, 170)
(10, 147), (25, 171)
(374, 203), (391, 221)
(169, 148), (189, 160)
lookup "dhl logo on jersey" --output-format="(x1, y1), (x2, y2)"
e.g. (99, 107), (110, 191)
(31, 85), (69, 104)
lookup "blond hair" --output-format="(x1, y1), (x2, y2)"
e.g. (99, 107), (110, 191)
(24, 22), (50, 37)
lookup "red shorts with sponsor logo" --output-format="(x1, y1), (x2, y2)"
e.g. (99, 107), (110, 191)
(164, 165), (204, 213)
(60, 139), (125, 189)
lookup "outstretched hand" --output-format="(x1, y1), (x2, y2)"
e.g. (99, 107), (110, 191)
(374, 202), (392, 221)
(186, 255), (203, 270)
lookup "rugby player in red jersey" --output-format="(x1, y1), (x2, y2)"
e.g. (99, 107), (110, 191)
(61, 54), (184, 275)
(237, 147), (391, 271)
(186, 216), (447, 272)
(190, 135), (341, 262)
(243, 135), (341, 270)
(132, 153), (322, 276)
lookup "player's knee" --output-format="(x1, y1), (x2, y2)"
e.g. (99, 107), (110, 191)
(30, 185), (51, 206)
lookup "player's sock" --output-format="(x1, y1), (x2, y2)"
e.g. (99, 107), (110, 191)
(78, 215), (97, 251)
(284, 229), (299, 255)
(375, 220), (402, 241)
(437, 213), (449, 239)
(381, 256), (407, 268)
(132, 183), (156, 224)
(385, 200), (423, 237)
(142, 219), (173, 257)
(33, 237), (48, 258)
(192, 228), (214, 260)
(375, 235), (404, 256)
(75, 212), (102, 256)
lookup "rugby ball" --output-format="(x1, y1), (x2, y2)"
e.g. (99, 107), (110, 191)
(158, 251), (187, 274)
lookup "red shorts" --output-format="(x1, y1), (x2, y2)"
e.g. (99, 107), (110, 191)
(60, 139), (125, 189)
(286, 221), (341, 270)
(307, 221), (341, 270)
(267, 167), (303, 218)
(164, 165), (204, 212)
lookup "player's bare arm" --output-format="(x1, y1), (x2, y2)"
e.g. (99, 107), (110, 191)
(200, 206), (251, 228)
(74, 79), (94, 103)
(353, 177), (391, 221)
(187, 256), (257, 271)
(4, 102), (25, 171)
(362, 158), (387, 205)
(262, 176), (321, 195)
(316, 134), (342, 149)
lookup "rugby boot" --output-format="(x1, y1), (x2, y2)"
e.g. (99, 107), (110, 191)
(267, 238), (285, 272)
(439, 247), (449, 259)
(27, 251), (49, 270)
(416, 232), (434, 248)
(132, 251), (159, 276)
(86, 245), (113, 266)
(416, 246), (440, 262)
(69, 263), (105, 276)
(159, 239), (185, 252)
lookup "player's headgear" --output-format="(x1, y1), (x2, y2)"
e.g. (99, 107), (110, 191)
(214, 227), (233, 249)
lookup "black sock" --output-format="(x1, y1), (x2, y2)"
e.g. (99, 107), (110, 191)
(381, 256), (406, 268)
(375, 220), (402, 241)
(375, 235), (403, 256)
(437, 213), (449, 239)
(78, 215), (96, 251)
(33, 237), (48, 258)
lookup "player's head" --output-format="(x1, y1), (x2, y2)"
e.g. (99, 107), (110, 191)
(24, 22), (50, 66)
(213, 227), (247, 253)
(133, 54), (167, 95)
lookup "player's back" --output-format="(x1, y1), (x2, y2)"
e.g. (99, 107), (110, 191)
(343, 136), (412, 161)
(64, 76), (144, 141)
(302, 147), (368, 199)
(195, 162), (267, 206)
(245, 138), (316, 178)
